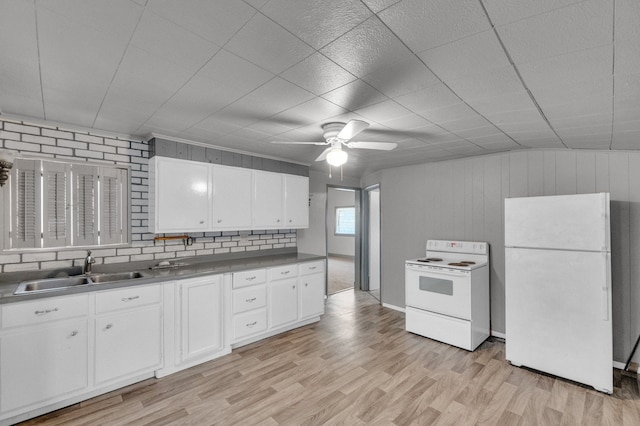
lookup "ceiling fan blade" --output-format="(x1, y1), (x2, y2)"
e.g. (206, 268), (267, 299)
(315, 147), (332, 162)
(270, 141), (328, 145)
(347, 141), (398, 151)
(337, 119), (369, 141)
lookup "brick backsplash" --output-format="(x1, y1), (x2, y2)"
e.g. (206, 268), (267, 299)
(0, 117), (297, 273)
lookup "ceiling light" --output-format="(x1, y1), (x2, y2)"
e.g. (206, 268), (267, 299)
(326, 147), (348, 167)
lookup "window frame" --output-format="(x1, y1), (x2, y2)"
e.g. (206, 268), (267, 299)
(2, 157), (131, 252)
(334, 205), (356, 236)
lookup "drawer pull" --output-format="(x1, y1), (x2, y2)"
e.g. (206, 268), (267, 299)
(246, 276), (256, 281)
(35, 308), (59, 315)
(309, 266), (317, 270)
(305, 283), (308, 287)
(105, 324), (113, 330)
(70, 330), (78, 337)
(292, 285), (296, 289)
(281, 271), (290, 275)
(245, 297), (257, 303)
(121, 296), (140, 302)
(246, 321), (257, 328)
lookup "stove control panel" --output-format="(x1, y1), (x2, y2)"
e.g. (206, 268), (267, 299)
(426, 240), (488, 255)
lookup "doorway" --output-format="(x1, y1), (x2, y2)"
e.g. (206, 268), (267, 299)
(326, 186), (359, 294)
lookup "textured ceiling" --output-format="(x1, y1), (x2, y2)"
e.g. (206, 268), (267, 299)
(0, 0), (637, 177)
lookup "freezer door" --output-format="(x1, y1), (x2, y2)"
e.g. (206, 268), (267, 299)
(505, 193), (610, 251)
(505, 247), (612, 393)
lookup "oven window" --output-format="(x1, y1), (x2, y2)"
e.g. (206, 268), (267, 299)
(419, 276), (453, 296)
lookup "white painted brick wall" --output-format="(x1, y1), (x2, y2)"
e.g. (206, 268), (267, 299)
(0, 117), (298, 273)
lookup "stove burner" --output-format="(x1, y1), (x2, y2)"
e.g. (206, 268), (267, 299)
(426, 258), (442, 262)
(448, 262), (469, 266)
(460, 261), (476, 265)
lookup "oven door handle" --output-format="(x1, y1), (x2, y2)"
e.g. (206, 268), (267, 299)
(406, 265), (469, 277)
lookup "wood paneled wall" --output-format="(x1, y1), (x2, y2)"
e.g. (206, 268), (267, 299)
(377, 149), (640, 363)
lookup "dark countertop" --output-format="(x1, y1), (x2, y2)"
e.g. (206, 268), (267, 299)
(0, 251), (325, 304)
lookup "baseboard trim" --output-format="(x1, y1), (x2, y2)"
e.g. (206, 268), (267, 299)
(382, 303), (405, 313)
(491, 330), (506, 339)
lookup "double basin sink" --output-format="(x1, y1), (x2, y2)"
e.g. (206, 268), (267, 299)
(14, 271), (148, 295)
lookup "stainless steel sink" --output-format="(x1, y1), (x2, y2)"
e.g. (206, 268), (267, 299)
(14, 271), (148, 295)
(14, 276), (93, 294)
(87, 271), (147, 283)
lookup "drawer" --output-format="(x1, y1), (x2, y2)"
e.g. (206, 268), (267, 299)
(299, 260), (324, 276)
(2, 294), (89, 328)
(405, 307), (473, 351)
(233, 309), (267, 341)
(96, 285), (161, 314)
(233, 269), (267, 289)
(233, 285), (267, 314)
(269, 264), (298, 281)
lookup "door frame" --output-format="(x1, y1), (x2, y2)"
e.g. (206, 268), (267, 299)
(325, 184), (362, 293)
(361, 184), (380, 293)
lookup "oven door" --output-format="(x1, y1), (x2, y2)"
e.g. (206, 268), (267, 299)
(405, 264), (471, 320)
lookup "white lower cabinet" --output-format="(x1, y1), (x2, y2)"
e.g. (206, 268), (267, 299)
(299, 272), (325, 319)
(1, 319), (89, 414)
(94, 305), (162, 385)
(179, 275), (225, 363)
(269, 278), (298, 328)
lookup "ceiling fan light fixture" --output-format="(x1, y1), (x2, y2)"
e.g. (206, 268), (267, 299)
(326, 148), (348, 167)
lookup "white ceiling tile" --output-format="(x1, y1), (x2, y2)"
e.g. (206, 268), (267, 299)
(0, 0), (42, 117)
(442, 67), (525, 101)
(378, 0), (491, 53)
(394, 83), (461, 114)
(518, 45), (613, 93)
(147, 0), (255, 46)
(549, 114), (613, 130)
(529, 76), (612, 107)
(615, 42), (640, 76)
(418, 30), (510, 79)
(439, 116), (494, 133)
(224, 13), (314, 74)
(260, 0), (372, 50)
(555, 124), (612, 138)
(377, 114), (432, 130)
(320, 17), (416, 78)
(130, 11), (220, 72)
(354, 99), (412, 124)
(321, 80), (388, 111)
(38, 0), (142, 46)
(361, 0), (403, 13)
(244, 0), (269, 9)
(496, 0), (613, 65)
(361, 56), (439, 98)
(277, 97), (348, 125)
(612, 130), (640, 150)
(541, 96), (612, 120)
(509, 133), (564, 148)
(419, 103), (479, 123)
(466, 91), (537, 116)
(190, 116), (243, 135)
(615, 0), (640, 44)
(614, 106), (640, 126)
(454, 125), (504, 139)
(562, 135), (612, 149)
(280, 53), (356, 96)
(484, 109), (546, 128)
(43, 86), (106, 128)
(483, 0), (585, 26)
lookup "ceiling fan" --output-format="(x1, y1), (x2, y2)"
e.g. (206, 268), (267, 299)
(271, 120), (397, 167)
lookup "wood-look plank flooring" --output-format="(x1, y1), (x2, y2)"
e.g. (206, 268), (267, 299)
(21, 290), (640, 425)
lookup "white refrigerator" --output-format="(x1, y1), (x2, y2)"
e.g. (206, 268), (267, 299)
(505, 193), (612, 393)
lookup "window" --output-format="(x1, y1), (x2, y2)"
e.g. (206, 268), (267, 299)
(335, 206), (355, 236)
(6, 158), (129, 250)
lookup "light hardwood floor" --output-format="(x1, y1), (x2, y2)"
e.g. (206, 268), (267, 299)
(21, 290), (640, 425)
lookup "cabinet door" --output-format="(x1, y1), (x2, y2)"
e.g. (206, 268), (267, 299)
(152, 157), (210, 232)
(95, 305), (162, 385)
(1, 320), (88, 413)
(269, 278), (298, 328)
(284, 175), (309, 228)
(212, 165), (252, 230)
(300, 273), (325, 319)
(252, 170), (283, 228)
(180, 276), (223, 363)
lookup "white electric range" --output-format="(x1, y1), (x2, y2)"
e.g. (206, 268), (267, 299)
(405, 240), (490, 351)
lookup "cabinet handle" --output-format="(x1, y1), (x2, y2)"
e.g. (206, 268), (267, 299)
(281, 270), (290, 275)
(246, 297), (256, 303)
(246, 276), (256, 281)
(217, 219), (222, 223)
(289, 219), (292, 223)
(246, 321), (257, 328)
(35, 308), (59, 315)
(309, 266), (317, 270)
(70, 331), (78, 337)
(199, 220), (204, 224)
(305, 283), (308, 287)
(277, 219), (280, 223)
(292, 285), (296, 289)
(105, 324), (113, 330)
(121, 296), (140, 302)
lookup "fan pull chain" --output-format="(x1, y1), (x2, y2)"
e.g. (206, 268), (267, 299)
(340, 165), (343, 181)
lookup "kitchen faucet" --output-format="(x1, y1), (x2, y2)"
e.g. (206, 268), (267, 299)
(83, 250), (95, 275)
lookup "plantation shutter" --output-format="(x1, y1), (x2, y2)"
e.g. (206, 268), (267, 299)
(42, 161), (71, 247)
(99, 167), (127, 245)
(72, 164), (99, 246)
(11, 159), (41, 249)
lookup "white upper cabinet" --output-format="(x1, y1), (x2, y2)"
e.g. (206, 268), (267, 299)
(284, 174), (309, 228)
(212, 165), (252, 230)
(149, 156), (309, 233)
(252, 170), (284, 229)
(150, 157), (211, 233)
